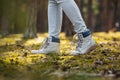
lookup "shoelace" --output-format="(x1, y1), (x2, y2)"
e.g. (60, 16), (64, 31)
(39, 38), (49, 49)
(78, 33), (84, 48)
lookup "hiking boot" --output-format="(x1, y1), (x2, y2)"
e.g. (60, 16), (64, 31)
(70, 30), (97, 55)
(31, 36), (60, 54)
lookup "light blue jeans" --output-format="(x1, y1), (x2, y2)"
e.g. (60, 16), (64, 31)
(48, 0), (88, 38)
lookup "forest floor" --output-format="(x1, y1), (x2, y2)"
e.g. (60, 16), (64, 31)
(0, 32), (120, 80)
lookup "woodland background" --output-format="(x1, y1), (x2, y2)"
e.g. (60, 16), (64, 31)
(0, 0), (120, 38)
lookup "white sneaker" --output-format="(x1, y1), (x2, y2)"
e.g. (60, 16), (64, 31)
(31, 36), (60, 54)
(70, 30), (97, 55)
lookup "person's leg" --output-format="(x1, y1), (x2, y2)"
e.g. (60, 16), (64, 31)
(56, 0), (87, 33)
(48, 0), (63, 38)
(55, 0), (97, 55)
(31, 0), (62, 54)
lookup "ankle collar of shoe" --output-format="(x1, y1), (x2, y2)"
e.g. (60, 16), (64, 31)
(79, 30), (91, 38)
(48, 36), (60, 43)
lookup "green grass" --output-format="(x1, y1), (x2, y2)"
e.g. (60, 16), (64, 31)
(0, 32), (120, 80)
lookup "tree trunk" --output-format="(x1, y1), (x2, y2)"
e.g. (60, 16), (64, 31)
(80, 0), (84, 15)
(87, 0), (94, 31)
(108, 0), (116, 32)
(103, 0), (109, 32)
(37, 0), (48, 33)
(0, 0), (9, 36)
(24, 0), (37, 38)
(1, 15), (9, 36)
(62, 13), (74, 36)
(99, 0), (116, 32)
(114, 0), (120, 31)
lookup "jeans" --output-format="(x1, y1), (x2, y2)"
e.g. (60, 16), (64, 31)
(48, 0), (88, 38)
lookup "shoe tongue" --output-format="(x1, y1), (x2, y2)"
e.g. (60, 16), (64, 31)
(47, 37), (52, 42)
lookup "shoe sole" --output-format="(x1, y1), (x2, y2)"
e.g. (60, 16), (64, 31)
(69, 44), (97, 55)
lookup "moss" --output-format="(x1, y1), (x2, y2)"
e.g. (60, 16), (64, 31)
(0, 32), (120, 80)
